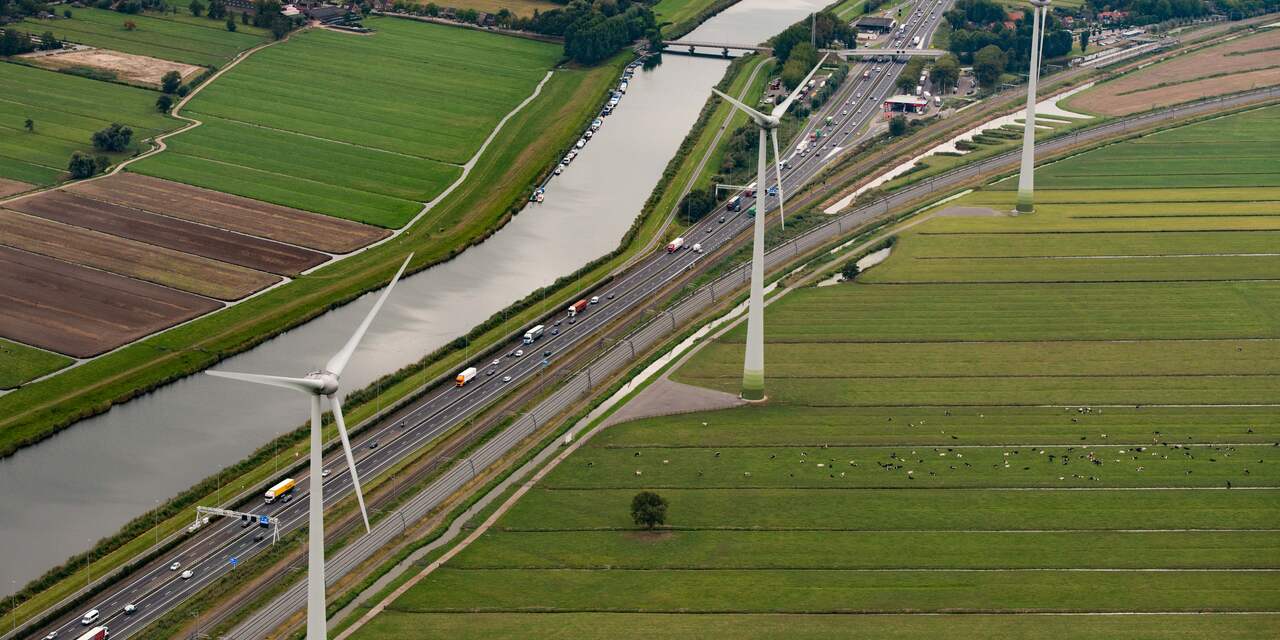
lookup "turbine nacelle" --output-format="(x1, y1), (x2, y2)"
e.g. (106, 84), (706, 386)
(305, 371), (340, 396)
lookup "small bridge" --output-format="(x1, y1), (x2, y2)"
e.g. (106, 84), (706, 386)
(662, 40), (771, 57)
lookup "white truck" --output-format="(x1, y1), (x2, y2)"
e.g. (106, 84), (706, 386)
(666, 237), (685, 253)
(455, 367), (477, 387)
(522, 325), (545, 344)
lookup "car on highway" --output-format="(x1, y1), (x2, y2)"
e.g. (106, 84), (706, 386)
(43, 632), (57, 639)
(608, 293), (615, 299)
(123, 603), (137, 615)
(718, 215), (726, 223)
(514, 349), (524, 357)
(543, 350), (552, 358)
(551, 328), (559, 335)
(486, 368), (495, 376)
(502, 375), (512, 383)
(181, 570), (194, 580)
(241, 518), (252, 527)
(254, 532), (267, 542)
(368, 440), (379, 450)
(169, 561), (181, 571)
(187, 522), (201, 533)
(590, 296), (600, 304)
(321, 468), (331, 477)
(80, 610), (99, 625)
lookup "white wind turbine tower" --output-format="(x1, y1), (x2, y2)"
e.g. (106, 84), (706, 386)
(712, 53), (828, 401)
(1016, 0), (1051, 213)
(207, 254), (412, 640)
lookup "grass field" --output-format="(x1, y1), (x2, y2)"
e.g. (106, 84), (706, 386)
(19, 8), (270, 67)
(347, 105), (1280, 638)
(0, 61), (178, 186)
(407, 0), (558, 17)
(130, 17), (562, 227)
(0, 339), (72, 389)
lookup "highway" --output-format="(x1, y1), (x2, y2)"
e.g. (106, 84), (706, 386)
(28, 4), (953, 638)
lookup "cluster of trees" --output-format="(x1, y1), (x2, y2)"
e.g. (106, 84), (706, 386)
(67, 122), (133, 178)
(678, 187), (717, 224)
(943, 0), (1072, 89)
(0, 27), (61, 54)
(387, 0), (656, 66)
(1087, 0), (1210, 24)
(561, 1), (656, 65)
(771, 10), (857, 67)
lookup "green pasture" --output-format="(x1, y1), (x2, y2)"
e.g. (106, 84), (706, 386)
(0, 339), (73, 389)
(455, 529), (1280, 569)
(395, 568), (1279, 613)
(499, 487), (1280, 531)
(0, 61), (176, 186)
(133, 17), (561, 226)
(596, 404), (1279, 447)
(357, 611), (1280, 640)
(19, 8), (269, 67)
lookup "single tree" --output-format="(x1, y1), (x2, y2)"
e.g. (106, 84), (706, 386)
(841, 260), (860, 281)
(889, 114), (908, 136)
(972, 44), (1007, 90)
(270, 16), (290, 40)
(189, 0), (205, 17)
(67, 152), (100, 179)
(226, 15), (236, 31)
(631, 491), (668, 529)
(160, 70), (182, 94)
(207, 0), (226, 19)
(123, 20), (137, 30)
(39, 31), (61, 50)
(241, 11), (250, 25)
(91, 123), (133, 152)
(1079, 29), (1089, 53)
(156, 93), (174, 112)
(64, 9), (73, 18)
(24, 118), (34, 132)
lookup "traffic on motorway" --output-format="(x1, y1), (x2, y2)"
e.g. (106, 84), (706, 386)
(30, 4), (951, 638)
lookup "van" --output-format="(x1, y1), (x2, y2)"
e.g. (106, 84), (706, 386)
(81, 610), (100, 625)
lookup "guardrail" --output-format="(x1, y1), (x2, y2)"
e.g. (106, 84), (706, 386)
(227, 82), (1279, 638)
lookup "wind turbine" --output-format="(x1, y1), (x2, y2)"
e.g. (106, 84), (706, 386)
(207, 254), (412, 640)
(1016, 0), (1051, 213)
(711, 53), (827, 401)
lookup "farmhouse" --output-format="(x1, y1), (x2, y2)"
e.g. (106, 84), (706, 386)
(855, 16), (896, 34)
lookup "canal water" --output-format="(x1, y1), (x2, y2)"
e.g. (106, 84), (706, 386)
(0, 0), (832, 593)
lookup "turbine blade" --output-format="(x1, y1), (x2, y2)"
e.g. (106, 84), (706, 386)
(711, 87), (769, 126)
(331, 395), (370, 534)
(206, 370), (323, 394)
(770, 128), (786, 229)
(326, 254), (413, 376)
(772, 52), (831, 119)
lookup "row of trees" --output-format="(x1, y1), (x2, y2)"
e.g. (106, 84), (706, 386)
(0, 27), (61, 54)
(771, 10), (857, 68)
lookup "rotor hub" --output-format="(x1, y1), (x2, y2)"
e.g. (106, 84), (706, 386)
(307, 371), (340, 396)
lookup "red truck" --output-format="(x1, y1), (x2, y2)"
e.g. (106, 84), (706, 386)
(567, 299), (588, 317)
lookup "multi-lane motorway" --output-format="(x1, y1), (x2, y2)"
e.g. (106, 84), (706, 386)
(30, 5), (952, 638)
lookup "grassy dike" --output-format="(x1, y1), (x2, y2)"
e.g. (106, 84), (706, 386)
(2, 48), (771, 635)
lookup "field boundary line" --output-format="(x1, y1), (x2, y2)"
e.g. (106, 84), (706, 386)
(180, 111), (467, 165)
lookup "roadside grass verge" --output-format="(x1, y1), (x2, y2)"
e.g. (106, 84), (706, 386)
(0, 339), (72, 389)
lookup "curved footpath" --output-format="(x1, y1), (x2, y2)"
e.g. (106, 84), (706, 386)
(236, 84), (1280, 640)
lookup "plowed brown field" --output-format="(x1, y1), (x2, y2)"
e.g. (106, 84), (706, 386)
(0, 178), (32, 198)
(0, 209), (278, 300)
(0, 246), (220, 357)
(1070, 29), (1280, 116)
(69, 173), (390, 253)
(7, 190), (326, 275)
